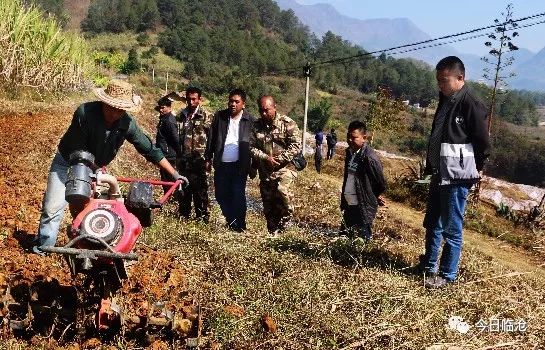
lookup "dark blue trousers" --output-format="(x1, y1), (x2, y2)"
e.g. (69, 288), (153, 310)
(214, 162), (247, 231)
(341, 205), (372, 239)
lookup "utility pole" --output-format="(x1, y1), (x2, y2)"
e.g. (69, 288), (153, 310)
(302, 62), (311, 155)
(165, 72), (169, 95)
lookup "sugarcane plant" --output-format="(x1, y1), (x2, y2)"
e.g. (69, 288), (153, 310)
(0, 0), (92, 93)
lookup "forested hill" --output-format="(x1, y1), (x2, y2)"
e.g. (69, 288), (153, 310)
(70, 0), (437, 105)
(32, 0), (543, 126)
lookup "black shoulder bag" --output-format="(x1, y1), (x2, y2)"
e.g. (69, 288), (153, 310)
(291, 151), (307, 171)
(270, 136), (306, 171)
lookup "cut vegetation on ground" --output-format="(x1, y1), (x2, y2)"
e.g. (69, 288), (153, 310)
(0, 98), (544, 349)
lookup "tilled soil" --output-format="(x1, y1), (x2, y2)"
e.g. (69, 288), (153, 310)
(0, 106), (198, 348)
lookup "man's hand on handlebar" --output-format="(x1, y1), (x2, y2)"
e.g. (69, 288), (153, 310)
(172, 171), (189, 195)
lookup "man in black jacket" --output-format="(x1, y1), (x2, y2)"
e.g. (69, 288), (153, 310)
(326, 128), (337, 160)
(205, 89), (255, 232)
(421, 56), (490, 289)
(155, 96), (181, 193)
(340, 120), (386, 240)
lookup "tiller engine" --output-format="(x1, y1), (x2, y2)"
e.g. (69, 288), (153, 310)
(36, 150), (183, 336)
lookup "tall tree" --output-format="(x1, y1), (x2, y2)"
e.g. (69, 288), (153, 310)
(365, 86), (405, 143)
(482, 3), (519, 132)
(308, 98), (332, 132)
(135, 0), (160, 31)
(122, 48), (141, 74)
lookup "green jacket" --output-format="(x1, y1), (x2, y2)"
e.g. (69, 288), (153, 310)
(58, 101), (164, 166)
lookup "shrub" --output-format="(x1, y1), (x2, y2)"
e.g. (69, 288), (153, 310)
(121, 48), (141, 74)
(92, 51), (125, 71)
(136, 32), (151, 46)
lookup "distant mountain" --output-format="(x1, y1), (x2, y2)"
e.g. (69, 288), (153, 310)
(511, 47), (545, 91)
(512, 47), (536, 66)
(274, 0), (457, 65)
(275, 0), (545, 91)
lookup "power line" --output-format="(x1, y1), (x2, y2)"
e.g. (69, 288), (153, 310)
(315, 18), (545, 68)
(315, 12), (545, 67)
(269, 11), (545, 75)
(385, 19), (545, 60)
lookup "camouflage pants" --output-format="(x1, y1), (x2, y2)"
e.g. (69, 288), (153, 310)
(177, 157), (210, 221)
(259, 168), (297, 233)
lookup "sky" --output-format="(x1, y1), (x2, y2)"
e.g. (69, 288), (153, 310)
(295, 0), (545, 55)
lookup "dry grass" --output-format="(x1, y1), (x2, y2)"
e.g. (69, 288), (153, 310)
(4, 85), (544, 349)
(112, 143), (545, 349)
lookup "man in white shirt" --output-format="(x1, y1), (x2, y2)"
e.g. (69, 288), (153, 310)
(205, 89), (255, 231)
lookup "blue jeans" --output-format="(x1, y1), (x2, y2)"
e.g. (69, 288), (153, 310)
(422, 180), (471, 281)
(214, 162), (247, 230)
(33, 152), (69, 252)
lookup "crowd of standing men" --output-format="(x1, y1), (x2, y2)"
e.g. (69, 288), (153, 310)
(31, 55), (489, 289)
(153, 55), (490, 290)
(155, 88), (303, 236)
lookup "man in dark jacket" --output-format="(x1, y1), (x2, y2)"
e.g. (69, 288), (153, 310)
(155, 96), (181, 193)
(340, 120), (386, 240)
(315, 129), (324, 173)
(315, 129), (324, 147)
(421, 56), (490, 289)
(326, 128), (337, 159)
(314, 142), (322, 173)
(205, 88), (255, 232)
(33, 80), (185, 255)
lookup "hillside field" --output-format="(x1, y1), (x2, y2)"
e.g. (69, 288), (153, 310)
(0, 90), (544, 349)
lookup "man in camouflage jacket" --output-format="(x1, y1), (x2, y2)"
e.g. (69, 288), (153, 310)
(250, 95), (302, 235)
(177, 86), (214, 222)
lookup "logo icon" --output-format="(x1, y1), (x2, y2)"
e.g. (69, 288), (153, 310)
(448, 316), (471, 334)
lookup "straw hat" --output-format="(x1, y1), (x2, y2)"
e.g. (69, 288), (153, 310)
(93, 79), (142, 112)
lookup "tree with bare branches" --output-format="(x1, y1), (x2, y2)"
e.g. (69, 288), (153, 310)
(482, 3), (519, 133)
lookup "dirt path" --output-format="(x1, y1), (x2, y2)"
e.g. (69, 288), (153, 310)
(0, 106), (197, 347)
(0, 112), (67, 233)
(386, 201), (545, 275)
